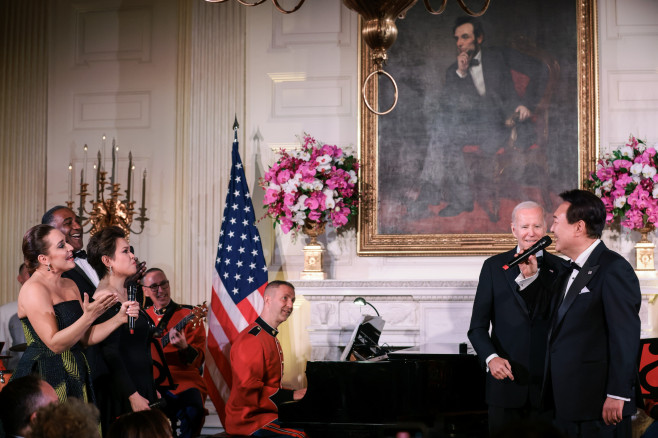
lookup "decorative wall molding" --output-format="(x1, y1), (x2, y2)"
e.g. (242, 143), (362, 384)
(607, 71), (658, 111)
(271, 2), (353, 49)
(73, 4), (153, 64)
(73, 91), (151, 129)
(605, 0), (658, 39)
(271, 76), (352, 118)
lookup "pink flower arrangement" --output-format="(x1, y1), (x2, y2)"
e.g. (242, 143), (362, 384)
(588, 135), (658, 230)
(261, 134), (359, 234)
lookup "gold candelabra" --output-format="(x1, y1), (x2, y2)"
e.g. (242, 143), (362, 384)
(66, 137), (149, 241)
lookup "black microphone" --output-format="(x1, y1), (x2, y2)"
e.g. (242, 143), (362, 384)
(127, 283), (136, 335)
(502, 235), (552, 271)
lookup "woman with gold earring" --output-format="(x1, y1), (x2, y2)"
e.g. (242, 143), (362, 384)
(87, 226), (158, 434)
(12, 224), (139, 406)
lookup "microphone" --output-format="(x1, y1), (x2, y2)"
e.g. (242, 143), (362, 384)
(127, 283), (136, 335)
(502, 235), (552, 271)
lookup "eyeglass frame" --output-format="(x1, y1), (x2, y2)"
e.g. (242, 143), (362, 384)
(142, 279), (170, 292)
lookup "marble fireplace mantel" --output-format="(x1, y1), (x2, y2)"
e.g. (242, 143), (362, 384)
(292, 279), (658, 361)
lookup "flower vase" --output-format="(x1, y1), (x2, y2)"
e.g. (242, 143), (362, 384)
(300, 220), (327, 280)
(635, 225), (656, 272)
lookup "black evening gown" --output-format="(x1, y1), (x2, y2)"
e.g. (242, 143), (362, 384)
(95, 304), (156, 434)
(11, 300), (94, 403)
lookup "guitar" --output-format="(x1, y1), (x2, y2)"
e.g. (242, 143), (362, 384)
(152, 302), (208, 347)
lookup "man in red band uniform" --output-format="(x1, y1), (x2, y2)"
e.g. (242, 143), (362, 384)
(143, 268), (207, 438)
(225, 280), (307, 437)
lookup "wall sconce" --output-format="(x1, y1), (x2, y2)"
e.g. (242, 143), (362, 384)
(353, 297), (380, 317)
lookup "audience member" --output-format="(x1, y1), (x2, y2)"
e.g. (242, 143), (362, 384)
(468, 201), (560, 435)
(88, 226), (157, 433)
(0, 264), (29, 369)
(0, 374), (59, 438)
(12, 224), (138, 406)
(107, 409), (173, 438)
(143, 268), (207, 438)
(27, 397), (100, 438)
(225, 280), (307, 437)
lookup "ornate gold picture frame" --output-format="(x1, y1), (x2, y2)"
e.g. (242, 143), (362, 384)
(357, 0), (598, 256)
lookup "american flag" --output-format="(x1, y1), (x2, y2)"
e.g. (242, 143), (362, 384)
(204, 130), (268, 425)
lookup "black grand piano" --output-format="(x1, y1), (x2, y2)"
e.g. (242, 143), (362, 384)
(279, 343), (487, 438)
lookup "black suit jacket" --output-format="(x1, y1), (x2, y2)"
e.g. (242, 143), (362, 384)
(62, 264), (96, 299)
(468, 248), (562, 409)
(545, 242), (641, 421)
(441, 48), (545, 155)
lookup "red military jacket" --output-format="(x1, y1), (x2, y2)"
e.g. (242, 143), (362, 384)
(146, 303), (208, 399)
(225, 317), (294, 435)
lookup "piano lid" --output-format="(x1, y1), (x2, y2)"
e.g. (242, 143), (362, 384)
(387, 342), (474, 360)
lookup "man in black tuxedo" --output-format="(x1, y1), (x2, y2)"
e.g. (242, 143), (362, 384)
(545, 190), (641, 438)
(416, 17), (543, 220)
(468, 201), (561, 435)
(42, 205), (98, 297)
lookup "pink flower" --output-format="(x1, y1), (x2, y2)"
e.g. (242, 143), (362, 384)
(304, 197), (320, 211)
(264, 189), (280, 204)
(613, 159), (633, 170)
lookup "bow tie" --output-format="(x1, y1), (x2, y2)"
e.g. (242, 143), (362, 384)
(564, 260), (580, 271)
(469, 58), (480, 67)
(73, 250), (87, 259)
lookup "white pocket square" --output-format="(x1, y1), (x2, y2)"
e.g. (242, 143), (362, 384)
(579, 287), (591, 294)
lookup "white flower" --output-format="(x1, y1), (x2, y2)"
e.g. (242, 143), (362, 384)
(620, 145), (634, 158)
(595, 188), (602, 197)
(268, 183), (281, 192)
(323, 188), (335, 209)
(312, 179), (324, 191)
(281, 174), (301, 194)
(632, 175), (642, 184)
(602, 179), (613, 190)
(293, 211), (306, 224)
(642, 164), (657, 179)
(614, 196), (627, 209)
(637, 141), (646, 153)
(316, 154), (331, 165)
(348, 170), (357, 185)
(653, 184), (658, 199)
(290, 194), (308, 212)
(630, 163), (644, 175)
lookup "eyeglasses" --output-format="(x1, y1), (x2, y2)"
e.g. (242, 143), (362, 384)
(143, 280), (169, 292)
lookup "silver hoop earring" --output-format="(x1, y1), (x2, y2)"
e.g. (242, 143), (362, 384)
(47, 263), (51, 272)
(109, 266), (113, 275)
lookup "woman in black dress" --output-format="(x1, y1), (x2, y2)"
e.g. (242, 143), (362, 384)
(87, 226), (158, 433)
(13, 224), (138, 404)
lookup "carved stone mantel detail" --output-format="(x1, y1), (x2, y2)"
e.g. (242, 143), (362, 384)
(293, 279), (658, 361)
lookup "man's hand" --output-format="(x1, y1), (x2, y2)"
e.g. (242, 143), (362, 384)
(124, 260), (147, 288)
(457, 51), (471, 75)
(293, 388), (307, 401)
(602, 397), (624, 425)
(169, 327), (188, 350)
(517, 250), (539, 279)
(515, 105), (531, 121)
(489, 357), (514, 381)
